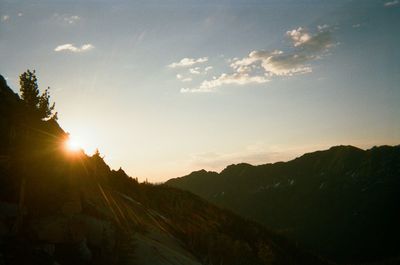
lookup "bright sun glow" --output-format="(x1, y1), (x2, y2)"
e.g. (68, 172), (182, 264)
(64, 133), (98, 155)
(65, 137), (82, 152)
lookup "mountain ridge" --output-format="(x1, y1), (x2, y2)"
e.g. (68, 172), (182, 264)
(166, 144), (400, 264)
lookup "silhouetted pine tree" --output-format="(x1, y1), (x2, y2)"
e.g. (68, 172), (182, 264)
(19, 69), (57, 120)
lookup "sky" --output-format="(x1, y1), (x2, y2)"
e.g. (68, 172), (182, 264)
(1, 0), (399, 182)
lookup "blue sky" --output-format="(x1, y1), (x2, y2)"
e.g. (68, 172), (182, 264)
(1, 0), (399, 181)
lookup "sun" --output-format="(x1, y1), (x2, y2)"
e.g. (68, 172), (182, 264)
(64, 132), (97, 155)
(65, 136), (82, 152)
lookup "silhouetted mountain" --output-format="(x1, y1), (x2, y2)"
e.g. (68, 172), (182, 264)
(166, 145), (400, 264)
(0, 74), (330, 265)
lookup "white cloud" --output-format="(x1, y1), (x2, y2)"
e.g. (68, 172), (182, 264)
(230, 53), (261, 69)
(176, 74), (192, 82)
(1, 15), (10, 22)
(189, 67), (201, 75)
(286, 27), (311, 47)
(352, 24), (361, 28)
(229, 27), (333, 77)
(231, 49), (312, 76)
(81, 44), (94, 51)
(181, 72), (268, 93)
(168, 57), (208, 68)
(54, 43), (94, 53)
(187, 66), (213, 75)
(177, 26), (334, 93)
(65, 15), (80, 24)
(287, 27), (332, 52)
(17, 13), (23, 17)
(53, 13), (81, 25)
(261, 53), (312, 76)
(317, 24), (329, 31)
(384, 0), (399, 7)
(201, 73), (268, 88)
(180, 88), (195, 93)
(176, 66), (214, 84)
(300, 32), (332, 52)
(205, 66), (213, 72)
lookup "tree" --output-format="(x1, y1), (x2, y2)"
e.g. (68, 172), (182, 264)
(38, 87), (56, 120)
(19, 70), (39, 108)
(19, 70), (57, 120)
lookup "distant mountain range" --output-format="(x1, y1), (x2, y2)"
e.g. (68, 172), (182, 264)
(166, 145), (400, 264)
(0, 74), (330, 265)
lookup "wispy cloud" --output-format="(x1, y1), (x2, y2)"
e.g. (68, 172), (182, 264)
(54, 43), (94, 53)
(189, 67), (201, 75)
(64, 15), (80, 24)
(168, 57), (208, 68)
(187, 66), (213, 75)
(176, 74), (192, 82)
(1, 13), (24, 22)
(317, 24), (329, 31)
(384, 0), (399, 7)
(175, 65), (214, 86)
(53, 13), (81, 25)
(205, 66), (213, 72)
(181, 72), (268, 93)
(1, 15), (10, 22)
